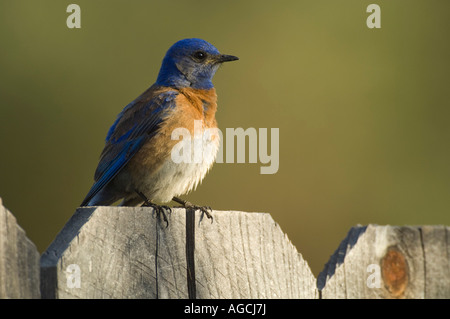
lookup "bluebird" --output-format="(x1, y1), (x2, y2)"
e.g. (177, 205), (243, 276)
(81, 38), (238, 220)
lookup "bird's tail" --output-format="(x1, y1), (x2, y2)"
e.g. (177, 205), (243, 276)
(80, 186), (120, 207)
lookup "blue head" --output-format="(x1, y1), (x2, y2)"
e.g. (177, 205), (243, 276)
(156, 38), (238, 89)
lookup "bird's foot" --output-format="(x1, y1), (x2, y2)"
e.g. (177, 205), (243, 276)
(142, 201), (171, 227)
(172, 197), (213, 223)
(136, 191), (171, 227)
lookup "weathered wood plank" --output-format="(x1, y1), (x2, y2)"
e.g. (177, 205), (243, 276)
(317, 224), (450, 299)
(37, 204), (450, 299)
(420, 225), (450, 298)
(40, 207), (317, 299)
(0, 197), (40, 298)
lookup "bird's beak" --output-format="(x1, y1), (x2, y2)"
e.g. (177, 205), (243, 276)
(216, 54), (239, 63)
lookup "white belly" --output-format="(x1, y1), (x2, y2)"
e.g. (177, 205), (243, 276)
(145, 127), (220, 203)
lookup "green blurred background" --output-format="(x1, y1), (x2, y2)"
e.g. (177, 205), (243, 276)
(1, 1), (449, 276)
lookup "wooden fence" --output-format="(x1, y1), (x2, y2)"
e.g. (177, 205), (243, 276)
(1, 198), (449, 299)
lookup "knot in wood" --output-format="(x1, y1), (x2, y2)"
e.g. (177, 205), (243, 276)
(381, 246), (409, 298)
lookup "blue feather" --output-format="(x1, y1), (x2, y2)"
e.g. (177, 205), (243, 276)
(81, 88), (178, 206)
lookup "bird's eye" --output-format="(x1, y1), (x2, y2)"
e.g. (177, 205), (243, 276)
(193, 51), (207, 62)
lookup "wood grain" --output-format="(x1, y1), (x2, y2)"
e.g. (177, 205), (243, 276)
(40, 207), (317, 299)
(318, 224), (449, 298)
(2, 198), (447, 299)
(0, 198), (40, 298)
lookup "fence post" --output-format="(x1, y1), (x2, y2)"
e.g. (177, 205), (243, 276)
(40, 206), (318, 298)
(318, 224), (450, 298)
(1, 196), (448, 299)
(0, 198), (40, 298)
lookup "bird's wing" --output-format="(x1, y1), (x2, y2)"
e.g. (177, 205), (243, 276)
(81, 85), (178, 206)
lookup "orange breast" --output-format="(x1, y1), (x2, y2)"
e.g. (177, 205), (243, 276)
(126, 87), (219, 181)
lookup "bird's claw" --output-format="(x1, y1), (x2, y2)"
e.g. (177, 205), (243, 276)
(141, 201), (171, 227)
(198, 206), (213, 223)
(187, 205), (213, 223)
(171, 197), (214, 224)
